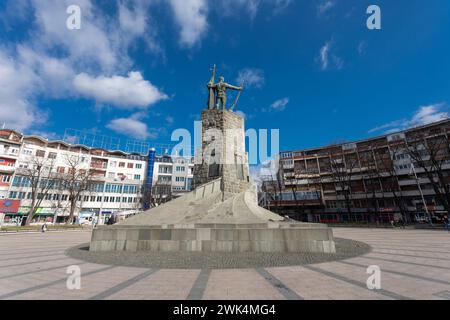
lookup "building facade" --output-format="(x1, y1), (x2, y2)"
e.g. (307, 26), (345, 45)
(0, 129), (147, 225)
(261, 120), (450, 224)
(151, 154), (194, 205)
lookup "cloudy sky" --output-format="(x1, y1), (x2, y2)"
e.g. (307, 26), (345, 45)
(0, 0), (449, 154)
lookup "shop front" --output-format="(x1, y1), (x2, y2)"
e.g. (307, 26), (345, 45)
(0, 200), (21, 225)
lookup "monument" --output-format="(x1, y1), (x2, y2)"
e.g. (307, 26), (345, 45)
(89, 67), (336, 254)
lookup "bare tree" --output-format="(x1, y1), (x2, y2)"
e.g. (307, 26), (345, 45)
(405, 132), (450, 215)
(329, 149), (359, 218)
(60, 154), (95, 224)
(16, 157), (56, 225)
(379, 145), (409, 222)
(360, 146), (382, 222)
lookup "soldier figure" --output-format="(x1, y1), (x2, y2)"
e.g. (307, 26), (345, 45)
(207, 66), (243, 111)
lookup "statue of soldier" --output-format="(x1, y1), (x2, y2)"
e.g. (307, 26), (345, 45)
(210, 76), (243, 110)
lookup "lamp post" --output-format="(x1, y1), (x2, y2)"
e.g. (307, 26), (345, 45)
(410, 162), (433, 226)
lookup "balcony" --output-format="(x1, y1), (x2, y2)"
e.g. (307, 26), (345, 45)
(0, 165), (16, 173)
(90, 163), (108, 170)
(0, 151), (19, 159)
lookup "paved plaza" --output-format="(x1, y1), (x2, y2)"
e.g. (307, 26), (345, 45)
(0, 228), (449, 300)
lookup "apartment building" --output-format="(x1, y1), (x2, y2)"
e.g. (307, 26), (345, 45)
(0, 129), (147, 225)
(151, 154), (194, 204)
(262, 119), (450, 224)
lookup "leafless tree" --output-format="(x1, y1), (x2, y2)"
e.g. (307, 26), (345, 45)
(60, 154), (95, 224)
(379, 145), (409, 222)
(405, 132), (450, 214)
(329, 149), (359, 218)
(16, 157), (56, 225)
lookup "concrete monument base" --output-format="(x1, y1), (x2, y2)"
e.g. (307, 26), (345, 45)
(90, 179), (336, 254)
(90, 223), (335, 253)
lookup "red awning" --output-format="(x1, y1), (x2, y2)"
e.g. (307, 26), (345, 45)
(0, 200), (21, 213)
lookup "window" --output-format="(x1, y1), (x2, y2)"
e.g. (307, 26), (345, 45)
(116, 197), (120, 202)
(119, 162), (125, 168)
(97, 196), (102, 202)
(176, 177), (185, 182)
(110, 197), (115, 203)
(36, 150), (45, 157)
(61, 195), (68, 201)
(128, 197), (133, 203)
(48, 152), (57, 159)
(84, 196), (89, 202)
(57, 167), (65, 174)
(110, 161), (117, 167)
(9, 191), (17, 199)
(176, 166), (186, 172)
(108, 172), (115, 179)
(1, 175), (11, 183)
(104, 196), (109, 202)
(134, 174), (141, 180)
(136, 164), (142, 169)
(127, 163), (134, 169)
(23, 148), (33, 156)
(122, 197), (127, 202)
(18, 192), (26, 199)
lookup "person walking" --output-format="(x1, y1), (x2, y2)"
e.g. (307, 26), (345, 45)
(443, 216), (450, 232)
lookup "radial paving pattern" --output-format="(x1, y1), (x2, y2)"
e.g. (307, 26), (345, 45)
(0, 228), (449, 300)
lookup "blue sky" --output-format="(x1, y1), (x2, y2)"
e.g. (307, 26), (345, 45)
(0, 0), (449, 157)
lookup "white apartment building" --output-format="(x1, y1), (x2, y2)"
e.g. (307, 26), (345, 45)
(151, 154), (194, 203)
(0, 129), (147, 225)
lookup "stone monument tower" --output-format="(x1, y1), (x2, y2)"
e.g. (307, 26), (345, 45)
(193, 109), (250, 193)
(89, 66), (336, 254)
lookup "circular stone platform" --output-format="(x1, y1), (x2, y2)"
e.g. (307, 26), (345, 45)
(66, 238), (371, 269)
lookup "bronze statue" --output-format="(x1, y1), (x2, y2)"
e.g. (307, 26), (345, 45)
(207, 66), (243, 111)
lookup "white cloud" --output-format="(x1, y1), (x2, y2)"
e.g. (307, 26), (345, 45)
(236, 68), (265, 88)
(0, 49), (45, 131)
(107, 116), (150, 140)
(73, 72), (168, 109)
(169, 0), (209, 48)
(249, 155), (280, 187)
(317, 0), (336, 16)
(369, 103), (449, 134)
(106, 112), (165, 140)
(270, 97), (289, 111)
(218, 0), (292, 20)
(317, 40), (343, 70)
(166, 116), (174, 125)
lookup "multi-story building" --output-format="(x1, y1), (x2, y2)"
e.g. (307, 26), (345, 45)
(0, 129), (147, 225)
(151, 153), (194, 205)
(262, 119), (450, 224)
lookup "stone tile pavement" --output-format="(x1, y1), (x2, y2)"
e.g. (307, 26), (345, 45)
(0, 228), (449, 300)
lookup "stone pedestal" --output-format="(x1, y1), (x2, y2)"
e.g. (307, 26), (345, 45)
(193, 109), (250, 193)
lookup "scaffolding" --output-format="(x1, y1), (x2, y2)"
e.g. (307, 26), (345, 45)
(63, 128), (195, 157)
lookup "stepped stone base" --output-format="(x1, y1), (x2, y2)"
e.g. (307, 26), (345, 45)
(90, 223), (335, 253)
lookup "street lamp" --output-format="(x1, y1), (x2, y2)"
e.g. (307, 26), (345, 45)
(409, 162), (433, 226)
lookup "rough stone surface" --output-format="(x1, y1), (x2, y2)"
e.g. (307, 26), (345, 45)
(193, 109), (250, 193)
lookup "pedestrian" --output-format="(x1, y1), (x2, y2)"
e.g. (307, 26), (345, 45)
(443, 216), (450, 232)
(41, 223), (48, 233)
(398, 217), (405, 229)
(390, 220), (395, 228)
